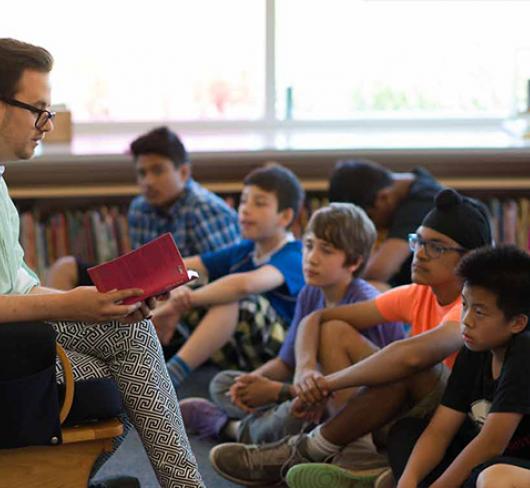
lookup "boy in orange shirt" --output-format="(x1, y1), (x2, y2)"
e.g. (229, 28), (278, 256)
(209, 188), (492, 487)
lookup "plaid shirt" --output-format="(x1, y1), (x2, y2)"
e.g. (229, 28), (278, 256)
(128, 179), (240, 256)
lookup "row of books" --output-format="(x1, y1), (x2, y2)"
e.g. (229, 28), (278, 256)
(17, 197), (530, 279)
(19, 207), (131, 279)
(489, 198), (530, 250)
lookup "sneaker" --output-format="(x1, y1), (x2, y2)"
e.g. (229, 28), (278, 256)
(374, 468), (394, 488)
(209, 434), (313, 486)
(286, 463), (387, 488)
(179, 397), (228, 439)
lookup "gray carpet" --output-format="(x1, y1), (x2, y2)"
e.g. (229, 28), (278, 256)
(93, 365), (239, 487)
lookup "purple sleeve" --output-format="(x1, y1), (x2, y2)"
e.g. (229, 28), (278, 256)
(278, 287), (313, 369)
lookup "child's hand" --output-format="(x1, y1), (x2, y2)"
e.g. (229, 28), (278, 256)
(230, 374), (283, 409)
(290, 396), (326, 423)
(168, 286), (193, 313)
(294, 370), (330, 406)
(151, 301), (182, 345)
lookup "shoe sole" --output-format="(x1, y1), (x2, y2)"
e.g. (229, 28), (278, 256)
(209, 444), (283, 487)
(286, 464), (385, 488)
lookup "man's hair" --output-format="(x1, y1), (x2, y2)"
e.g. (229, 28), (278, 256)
(306, 203), (376, 277)
(0, 38), (53, 98)
(130, 126), (189, 167)
(457, 245), (530, 320)
(329, 159), (393, 209)
(243, 164), (305, 226)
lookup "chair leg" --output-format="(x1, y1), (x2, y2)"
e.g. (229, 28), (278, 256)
(0, 438), (113, 488)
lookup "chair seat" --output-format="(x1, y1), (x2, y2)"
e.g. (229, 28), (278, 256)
(58, 377), (124, 427)
(62, 418), (124, 444)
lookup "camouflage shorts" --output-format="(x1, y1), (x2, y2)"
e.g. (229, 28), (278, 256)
(179, 294), (288, 371)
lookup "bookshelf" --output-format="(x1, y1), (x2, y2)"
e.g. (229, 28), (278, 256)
(7, 144), (530, 278)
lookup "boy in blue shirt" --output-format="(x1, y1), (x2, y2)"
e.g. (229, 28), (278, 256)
(152, 164), (305, 389)
(396, 245), (530, 488)
(178, 203), (404, 453)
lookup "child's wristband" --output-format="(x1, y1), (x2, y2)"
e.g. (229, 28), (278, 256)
(278, 382), (292, 403)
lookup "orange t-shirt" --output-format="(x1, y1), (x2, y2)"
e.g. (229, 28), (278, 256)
(375, 284), (462, 368)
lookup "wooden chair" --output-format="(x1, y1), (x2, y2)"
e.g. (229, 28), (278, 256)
(0, 344), (124, 488)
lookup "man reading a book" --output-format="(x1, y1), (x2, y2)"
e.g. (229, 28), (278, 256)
(0, 37), (203, 488)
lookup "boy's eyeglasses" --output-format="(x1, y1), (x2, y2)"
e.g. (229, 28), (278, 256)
(408, 233), (467, 259)
(0, 97), (56, 130)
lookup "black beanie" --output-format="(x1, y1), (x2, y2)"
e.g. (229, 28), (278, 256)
(421, 189), (492, 250)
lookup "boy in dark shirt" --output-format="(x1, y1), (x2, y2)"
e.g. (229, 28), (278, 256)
(329, 159), (442, 289)
(396, 245), (530, 488)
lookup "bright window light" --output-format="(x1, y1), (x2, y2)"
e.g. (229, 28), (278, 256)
(276, 0), (530, 120)
(2, 0), (265, 122)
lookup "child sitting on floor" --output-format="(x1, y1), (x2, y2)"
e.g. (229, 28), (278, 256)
(152, 164), (306, 388)
(179, 203), (405, 448)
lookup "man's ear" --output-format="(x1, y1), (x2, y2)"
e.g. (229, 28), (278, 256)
(510, 314), (529, 334)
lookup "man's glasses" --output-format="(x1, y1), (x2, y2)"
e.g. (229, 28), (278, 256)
(408, 233), (467, 260)
(0, 97), (56, 130)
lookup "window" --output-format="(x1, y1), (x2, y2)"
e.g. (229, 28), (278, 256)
(2, 0), (265, 122)
(276, 0), (530, 120)
(3, 0), (530, 126)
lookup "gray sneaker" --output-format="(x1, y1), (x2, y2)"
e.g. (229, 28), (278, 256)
(209, 434), (313, 486)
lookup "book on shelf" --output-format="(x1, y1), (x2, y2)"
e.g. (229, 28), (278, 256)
(88, 233), (198, 305)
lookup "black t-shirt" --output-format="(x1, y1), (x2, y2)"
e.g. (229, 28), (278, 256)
(442, 332), (530, 459)
(388, 167), (442, 287)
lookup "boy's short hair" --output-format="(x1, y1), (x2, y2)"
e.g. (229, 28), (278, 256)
(457, 245), (530, 320)
(0, 38), (53, 98)
(329, 159), (392, 210)
(130, 126), (189, 168)
(306, 202), (376, 277)
(243, 164), (305, 226)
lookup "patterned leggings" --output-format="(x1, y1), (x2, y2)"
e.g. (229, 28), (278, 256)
(52, 318), (204, 488)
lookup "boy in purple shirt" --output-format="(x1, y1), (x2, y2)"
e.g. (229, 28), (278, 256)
(178, 203), (405, 445)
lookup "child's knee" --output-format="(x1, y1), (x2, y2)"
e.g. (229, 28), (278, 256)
(209, 370), (242, 403)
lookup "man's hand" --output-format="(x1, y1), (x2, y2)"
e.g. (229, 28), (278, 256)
(229, 374), (283, 411)
(63, 286), (145, 323)
(294, 369), (330, 406)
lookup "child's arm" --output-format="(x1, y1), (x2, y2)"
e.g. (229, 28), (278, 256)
(429, 412), (522, 488)
(183, 255), (208, 280)
(296, 319), (462, 405)
(187, 265), (284, 308)
(364, 238), (411, 284)
(294, 300), (384, 382)
(254, 357), (293, 381)
(398, 406), (466, 488)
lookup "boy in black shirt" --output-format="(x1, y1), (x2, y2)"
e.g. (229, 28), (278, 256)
(397, 245), (530, 488)
(329, 160), (442, 289)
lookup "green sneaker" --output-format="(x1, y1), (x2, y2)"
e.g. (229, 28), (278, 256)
(209, 434), (313, 486)
(286, 463), (387, 488)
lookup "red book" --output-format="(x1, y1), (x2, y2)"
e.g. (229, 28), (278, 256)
(87, 233), (198, 305)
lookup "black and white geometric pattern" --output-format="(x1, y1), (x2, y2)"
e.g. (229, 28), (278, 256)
(52, 318), (204, 488)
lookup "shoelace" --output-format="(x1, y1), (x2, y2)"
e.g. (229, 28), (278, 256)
(279, 421), (312, 481)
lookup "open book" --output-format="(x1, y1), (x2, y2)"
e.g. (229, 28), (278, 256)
(88, 233), (198, 305)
